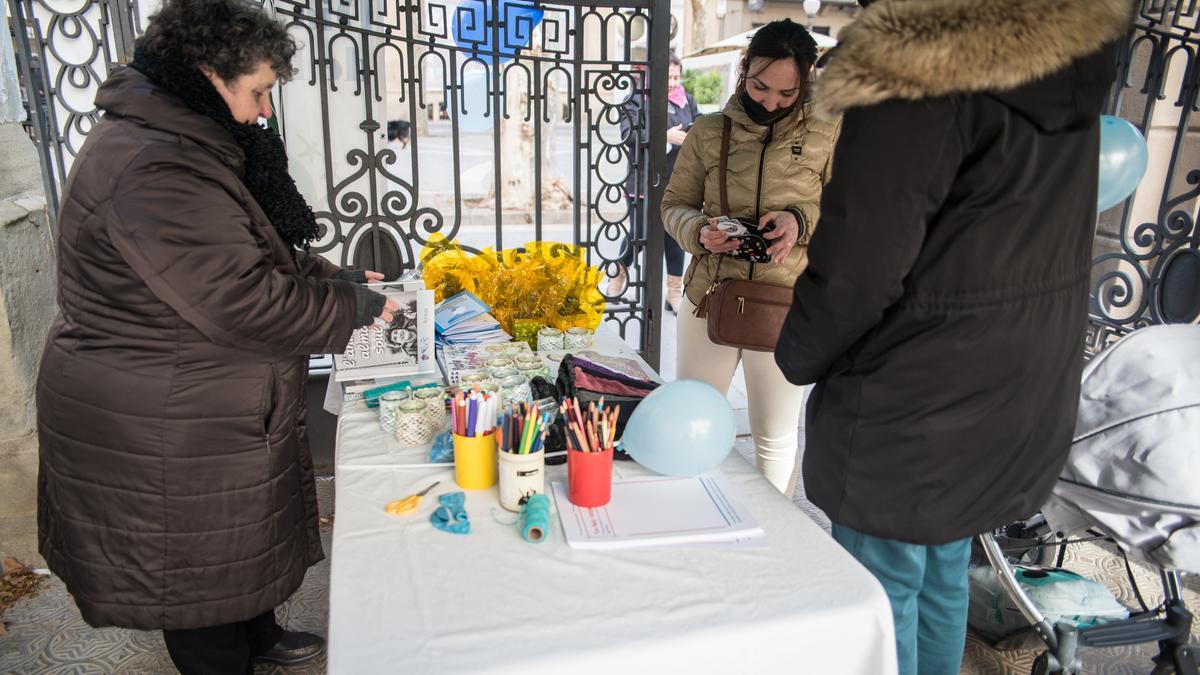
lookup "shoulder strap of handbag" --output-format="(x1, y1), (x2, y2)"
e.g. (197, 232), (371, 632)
(719, 114), (732, 217)
(692, 116), (733, 319)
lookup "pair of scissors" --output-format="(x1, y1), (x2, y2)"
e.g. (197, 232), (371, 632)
(385, 481), (441, 516)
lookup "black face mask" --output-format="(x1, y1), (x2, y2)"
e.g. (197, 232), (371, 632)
(739, 89), (795, 126)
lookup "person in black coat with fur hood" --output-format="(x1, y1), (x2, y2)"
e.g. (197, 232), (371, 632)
(775, 1), (1131, 673)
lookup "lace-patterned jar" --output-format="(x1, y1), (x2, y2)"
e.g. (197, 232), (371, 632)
(563, 327), (593, 351)
(497, 374), (533, 406)
(378, 391), (408, 435)
(395, 399), (436, 446)
(536, 327), (564, 351)
(412, 387), (445, 429)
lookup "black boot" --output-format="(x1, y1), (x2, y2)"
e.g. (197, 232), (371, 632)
(253, 630), (326, 666)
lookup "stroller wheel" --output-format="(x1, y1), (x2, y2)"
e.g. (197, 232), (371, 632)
(1030, 650), (1079, 675)
(1030, 651), (1055, 675)
(972, 517), (1063, 568)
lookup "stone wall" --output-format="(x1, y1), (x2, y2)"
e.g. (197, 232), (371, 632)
(1, 13), (57, 565)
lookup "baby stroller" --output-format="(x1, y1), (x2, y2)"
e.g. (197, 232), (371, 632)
(976, 324), (1200, 675)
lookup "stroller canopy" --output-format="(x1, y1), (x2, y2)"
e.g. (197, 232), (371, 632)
(1042, 324), (1200, 574)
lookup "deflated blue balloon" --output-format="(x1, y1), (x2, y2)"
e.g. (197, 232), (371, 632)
(621, 380), (735, 477)
(1098, 115), (1148, 212)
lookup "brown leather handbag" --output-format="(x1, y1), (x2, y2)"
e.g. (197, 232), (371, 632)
(693, 116), (793, 352)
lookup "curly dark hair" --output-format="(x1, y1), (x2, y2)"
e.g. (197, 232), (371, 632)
(136, 0), (296, 82)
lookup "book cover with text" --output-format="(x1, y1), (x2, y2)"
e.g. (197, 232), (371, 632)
(334, 283), (436, 382)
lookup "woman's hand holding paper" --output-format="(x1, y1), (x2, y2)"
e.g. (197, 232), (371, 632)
(700, 218), (741, 255)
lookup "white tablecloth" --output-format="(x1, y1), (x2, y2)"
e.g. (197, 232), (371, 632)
(327, 329), (897, 675)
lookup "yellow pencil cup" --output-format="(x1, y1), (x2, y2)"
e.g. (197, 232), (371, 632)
(453, 433), (498, 490)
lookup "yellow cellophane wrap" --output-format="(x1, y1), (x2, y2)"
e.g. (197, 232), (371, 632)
(420, 234), (605, 333)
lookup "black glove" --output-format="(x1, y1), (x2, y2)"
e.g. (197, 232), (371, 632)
(349, 283), (387, 328)
(334, 268), (369, 284)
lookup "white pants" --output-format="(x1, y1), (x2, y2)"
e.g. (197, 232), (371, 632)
(677, 298), (806, 495)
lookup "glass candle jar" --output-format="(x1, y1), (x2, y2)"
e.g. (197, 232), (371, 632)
(412, 387), (445, 428)
(489, 366), (521, 382)
(395, 399), (436, 447)
(530, 396), (559, 426)
(513, 353), (542, 367)
(498, 374), (533, 406)
(378, 391), (408, 435)
(485, 356), (514, 373)
(536, 327), (564, 351)
(458, 370), (489, 386)
(563, 327), (593, 351)
(518, 362), (550, 381)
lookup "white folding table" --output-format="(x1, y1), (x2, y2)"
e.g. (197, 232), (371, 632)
(326, 328), (897, 674)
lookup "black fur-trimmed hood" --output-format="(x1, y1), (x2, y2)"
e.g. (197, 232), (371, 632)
(815, 0), (1132, 118)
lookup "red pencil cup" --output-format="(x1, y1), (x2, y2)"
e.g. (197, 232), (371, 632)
(567, 446), (614, 507)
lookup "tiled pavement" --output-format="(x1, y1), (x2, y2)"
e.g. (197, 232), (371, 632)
(3, 450), (1197, 674)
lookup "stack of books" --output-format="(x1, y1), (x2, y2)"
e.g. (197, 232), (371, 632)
(434, 291), (510, 346)
(333, 280), (437, 383)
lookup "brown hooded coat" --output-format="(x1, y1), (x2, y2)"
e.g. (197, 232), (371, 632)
(36, 66), (357, 630)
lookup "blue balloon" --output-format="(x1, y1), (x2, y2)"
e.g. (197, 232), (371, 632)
(1098, 115), (1148, 212)
(621, 380), (736, 477)
(452, 0), (544, 65)
(457, 70), (492, 134)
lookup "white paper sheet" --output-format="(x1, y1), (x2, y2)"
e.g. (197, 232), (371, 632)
(551, 472), (766, 549)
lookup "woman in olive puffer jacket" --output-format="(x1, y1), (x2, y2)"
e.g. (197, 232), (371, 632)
(661, 18), (840, 494)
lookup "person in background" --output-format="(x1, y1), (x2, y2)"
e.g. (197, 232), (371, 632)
(610, 53), (699, 314)
(388, 119), (411, 148)
(35, 0), (395, 672)
(661, 19), (840, 494)
(774, 0), (1128, 673)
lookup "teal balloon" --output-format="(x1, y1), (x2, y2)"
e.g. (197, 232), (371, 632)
(621, 380), (736, 476)
(1098, 115), (1148, 212)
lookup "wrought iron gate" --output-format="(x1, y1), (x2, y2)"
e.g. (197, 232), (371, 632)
(7, 0), (670, 367)
(1090, 0), (1200, 354)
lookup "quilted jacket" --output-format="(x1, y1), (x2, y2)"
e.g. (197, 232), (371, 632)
(36, 66), (358, 630)
(660, 93), (840, 306)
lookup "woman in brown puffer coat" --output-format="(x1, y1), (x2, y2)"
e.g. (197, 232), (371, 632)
(661, 19), (839, 495)
(35, 0), (396, 671)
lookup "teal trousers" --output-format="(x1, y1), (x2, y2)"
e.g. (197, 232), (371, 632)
(832, 523), (972, 675)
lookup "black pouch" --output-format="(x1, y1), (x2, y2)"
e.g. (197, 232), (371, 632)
(555, 355), (658, 460)
(529, 376), (569, 466)
(716, 216), (775, 264)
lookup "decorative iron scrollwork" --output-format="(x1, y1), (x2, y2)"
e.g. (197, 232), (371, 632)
(1092, 1), (1200, 351)
(9, 0), (671, 363)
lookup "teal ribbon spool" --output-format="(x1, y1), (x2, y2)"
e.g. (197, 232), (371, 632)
(519, 493), (551, 543)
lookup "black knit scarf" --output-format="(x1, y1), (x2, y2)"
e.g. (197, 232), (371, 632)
(128, 48), (319, 251)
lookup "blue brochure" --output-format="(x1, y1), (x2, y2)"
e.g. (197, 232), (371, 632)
(435, 291), (491, 333)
